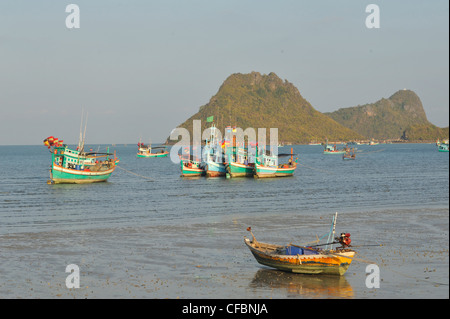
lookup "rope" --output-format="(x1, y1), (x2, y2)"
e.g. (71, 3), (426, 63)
(116, 165), (153, 181)
(357, 148), (385, 155)
(297, 163), (335, 174)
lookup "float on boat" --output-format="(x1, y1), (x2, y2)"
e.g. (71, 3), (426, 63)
(244, 213), (356, 276)
(43, 136), (118, 184)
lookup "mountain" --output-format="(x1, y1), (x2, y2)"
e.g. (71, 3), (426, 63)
(401, 124), (449, 142)
(325, 89), (447, 140)
(169, 72), (363, 144)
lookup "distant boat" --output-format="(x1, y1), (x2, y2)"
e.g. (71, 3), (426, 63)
(254, 147), (298, 178)
(323, 139), (346, 154)
(369, 140), (379, 145)
(137, 141), (169, 158)
(244, 213), (356, 275)
(342, 148), (356, 160)
(43, 136), (118, 184)
(438, 143), (449, 152)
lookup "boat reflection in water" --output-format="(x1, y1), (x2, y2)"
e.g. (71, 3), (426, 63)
(249, 269), (353, 298)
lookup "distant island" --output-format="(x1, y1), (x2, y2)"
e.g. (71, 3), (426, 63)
(168, 72), (448, 144)
(325, 89), (449, 142)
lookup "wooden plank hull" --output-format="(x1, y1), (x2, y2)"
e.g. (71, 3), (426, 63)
(324, 150), (346, 154)
(244, 238), (355, 276)
(137, 152), (169, 158)
(205, 161), (226, 177)
(227, 162), (254, 177)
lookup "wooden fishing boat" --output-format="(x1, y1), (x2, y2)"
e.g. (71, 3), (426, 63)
(227, 161), (255, 177)
(202, 124), (227, 177)
(342, 148), (356, 160)
(43, 136), (118, 184)
(137, 142), (169, 158)
(244, 214), (356, 275)
(254, 148), (298, 178)
(226, 146), (255, 177)
(323, 143), (346, 155)
(205, 161), (226, 177)
(180, 156), (204, 177)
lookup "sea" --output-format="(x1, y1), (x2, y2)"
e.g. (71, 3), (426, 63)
(0, 143), (448, 299)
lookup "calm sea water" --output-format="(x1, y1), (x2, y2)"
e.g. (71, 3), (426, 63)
(0, 143), (448, 299)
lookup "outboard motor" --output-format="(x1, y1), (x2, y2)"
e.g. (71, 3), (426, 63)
(337, 233), (351, 248)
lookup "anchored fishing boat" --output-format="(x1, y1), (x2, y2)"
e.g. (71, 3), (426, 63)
(180, 155), (204, 177)
(438, 143), (449, 152)
(254, 148), (298, 178)
(137, 142), (169, 158)
(226, 145), (255, 177)
(244, 213), (356, 275)
(323, 140), (346, 155)
(43, 136), (118, 184)
(342, 147), (356, 160)
(227, 161), (255, 177)
(202, 124), (227, 177)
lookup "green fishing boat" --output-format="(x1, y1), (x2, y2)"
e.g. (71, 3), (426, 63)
(180, 156), (205, 177)
(44, 136), (118, 184)
(226, 146), (255, 177)
(254, 148), (298, 178)
(137, 142), (169, 158)
(438, 143), (449, 152)
(227, 161), (255, 177)
(323, 141), (346, 155)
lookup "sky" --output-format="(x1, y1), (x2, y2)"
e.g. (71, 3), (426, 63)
(0, 0), (448, 145)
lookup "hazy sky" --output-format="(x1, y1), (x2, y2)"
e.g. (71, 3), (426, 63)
(0, 0), (448, 145)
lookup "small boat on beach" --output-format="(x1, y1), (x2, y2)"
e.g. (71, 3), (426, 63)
(244, 213), (356, 275)
(137, 142), (169, 158)
(43, 136), (118, 184)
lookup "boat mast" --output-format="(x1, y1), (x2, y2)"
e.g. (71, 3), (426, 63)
(78, 109), (88, 153)
(81, 112), (88, 152)
(326, 212), (338, 250)
(78, 109), (84, 151)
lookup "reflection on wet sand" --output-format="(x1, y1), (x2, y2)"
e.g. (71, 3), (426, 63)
(249, 268), (353, 298)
